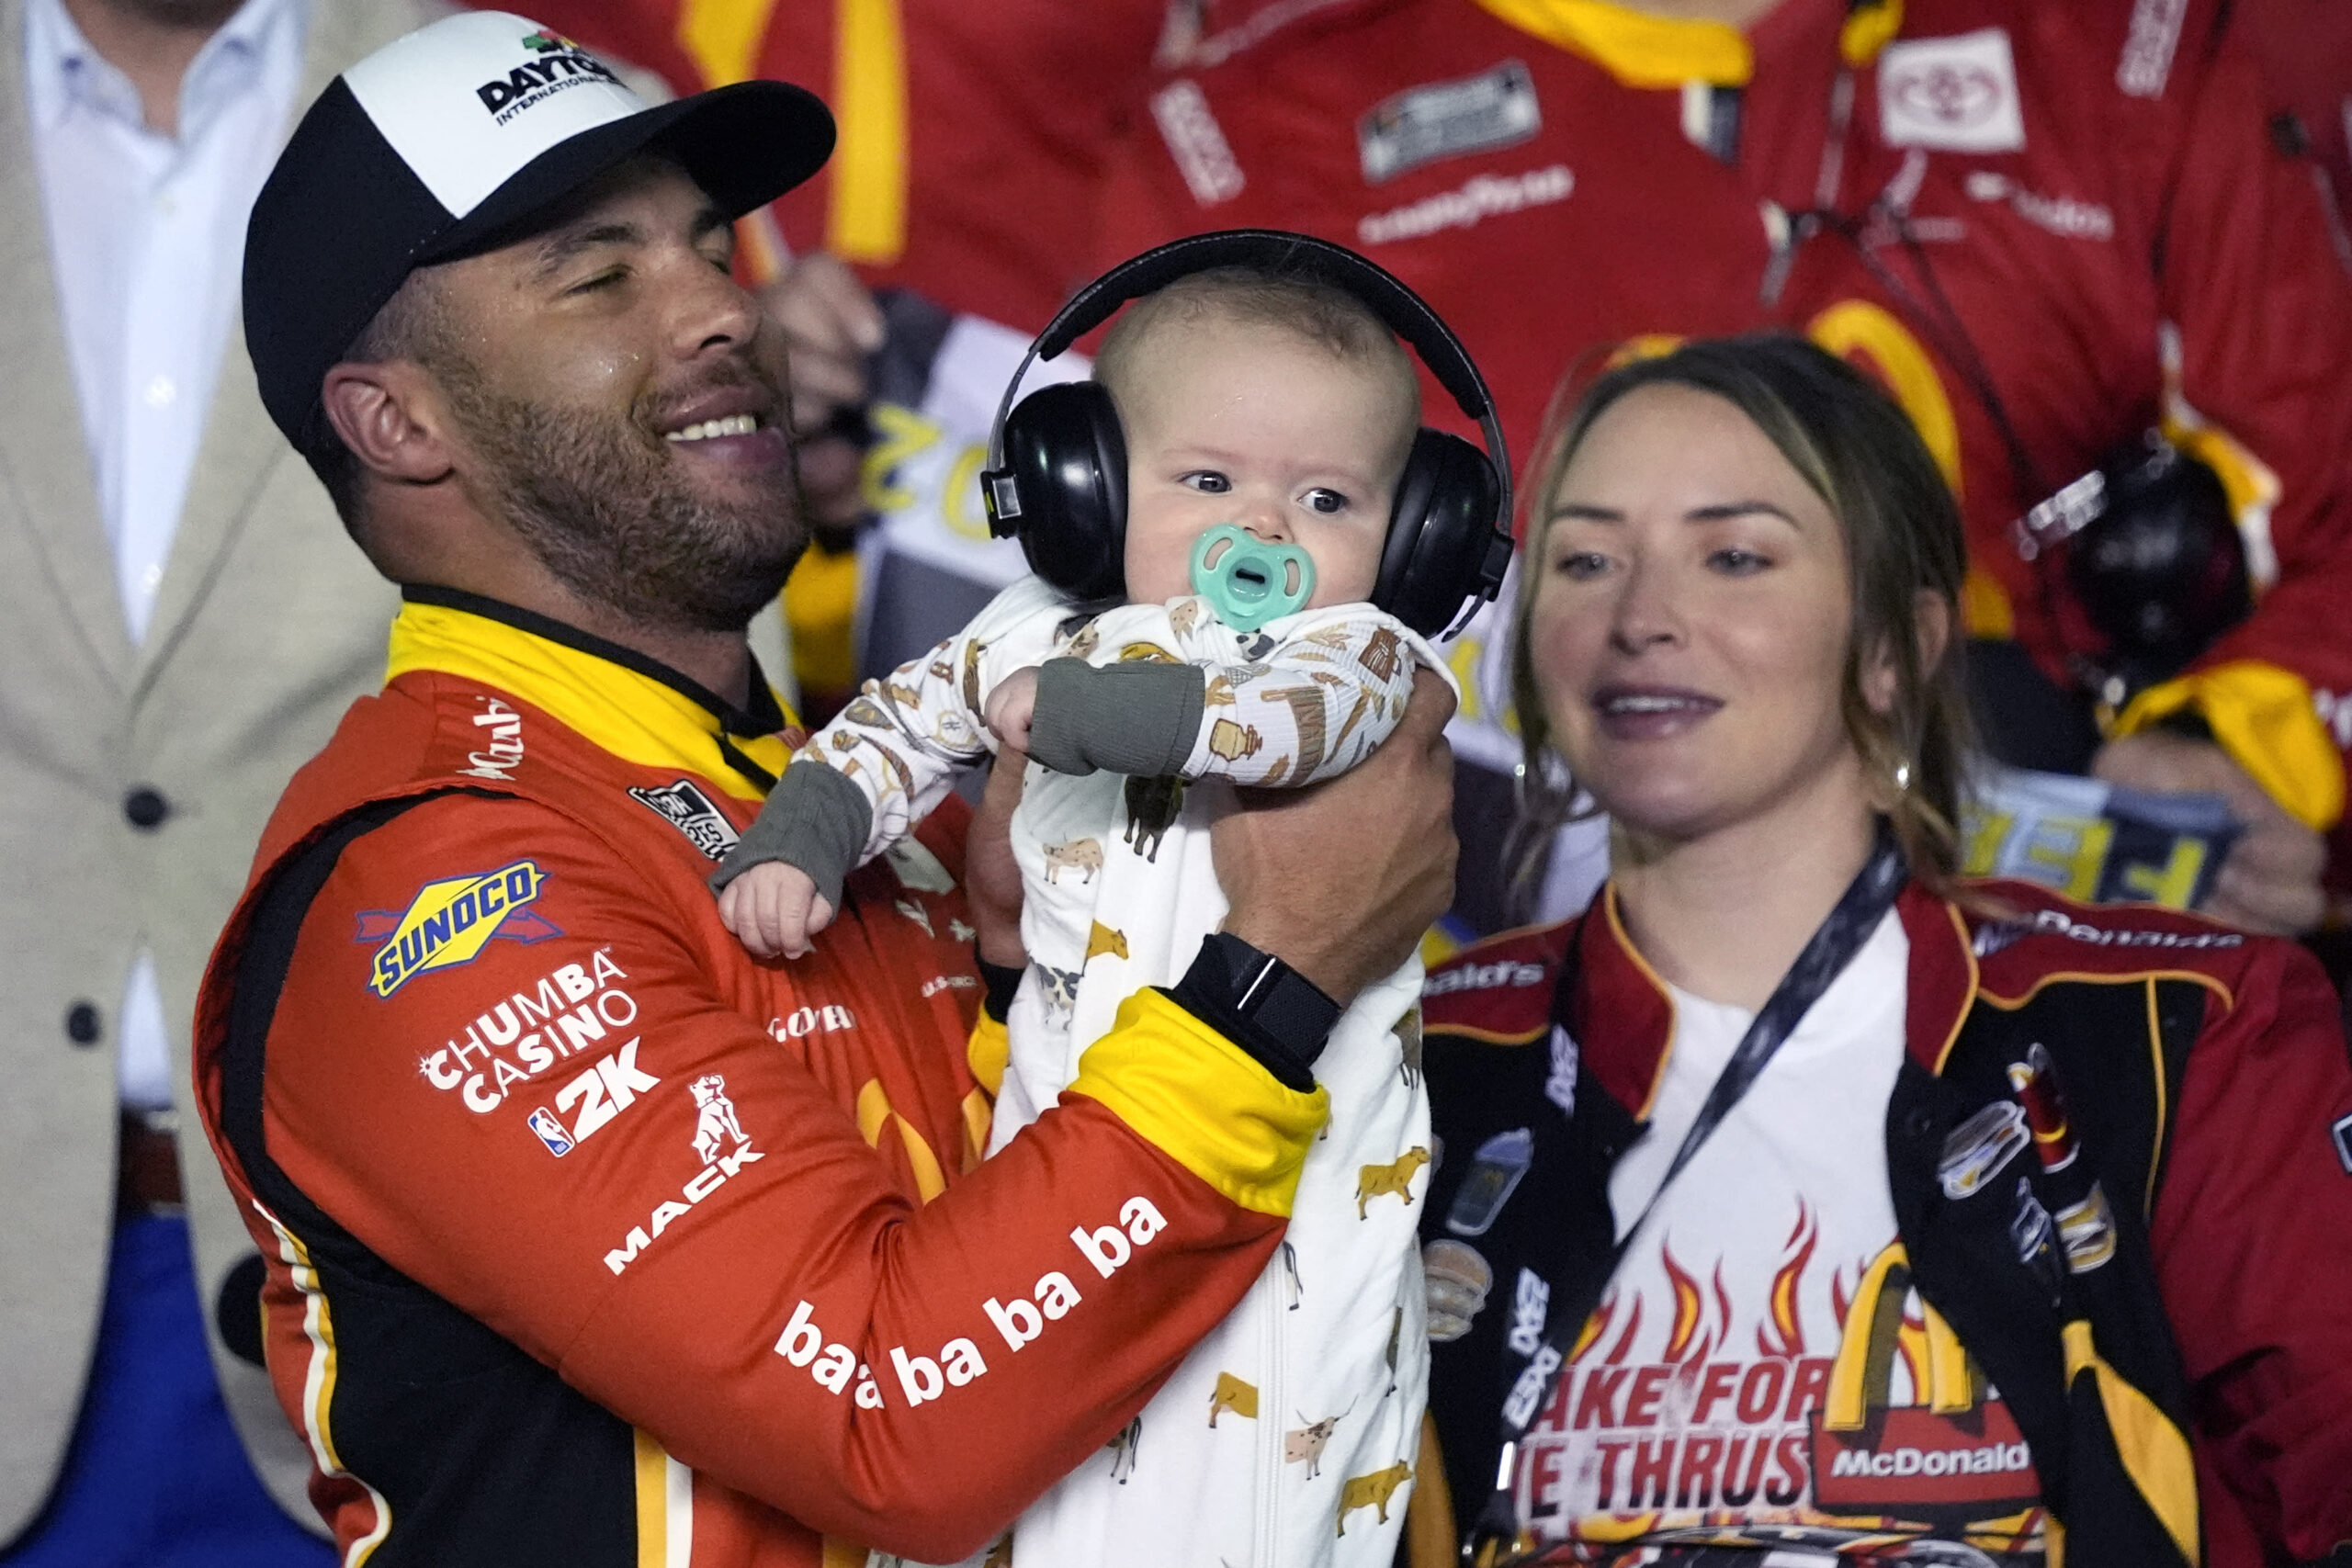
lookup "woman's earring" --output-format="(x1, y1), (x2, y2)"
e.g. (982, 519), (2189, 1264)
(1891, 757), (1914, 794)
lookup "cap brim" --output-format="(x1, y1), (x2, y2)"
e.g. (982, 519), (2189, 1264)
(420, 77), (833, 265)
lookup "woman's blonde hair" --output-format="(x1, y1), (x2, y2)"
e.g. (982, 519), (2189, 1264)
(1507, 334), (1973, 904)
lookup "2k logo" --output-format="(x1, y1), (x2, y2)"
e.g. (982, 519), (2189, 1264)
(530, 1039), (660, 1155)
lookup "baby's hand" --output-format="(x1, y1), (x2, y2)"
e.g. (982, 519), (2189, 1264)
(718, 862), (837, 960)
(984, 667), (1039, 751)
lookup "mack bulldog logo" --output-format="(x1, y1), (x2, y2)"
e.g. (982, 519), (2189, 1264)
(689, 1074), (748, 1165)
(604, 1077), (763, 1275)
(359, 860), (558, 998)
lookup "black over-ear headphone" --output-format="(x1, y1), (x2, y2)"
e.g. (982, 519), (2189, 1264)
(978, 230), (1514, 638)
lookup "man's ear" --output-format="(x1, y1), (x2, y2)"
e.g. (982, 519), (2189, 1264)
(1860, 591), (1953, 716)
(321, 360), (457, 487)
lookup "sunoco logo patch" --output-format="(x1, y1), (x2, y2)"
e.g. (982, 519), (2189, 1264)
(476, 29), (620, 121)
(356, 861), (557, 998)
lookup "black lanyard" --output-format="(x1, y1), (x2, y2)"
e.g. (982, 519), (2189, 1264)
(1465, 829), (1909, 1567)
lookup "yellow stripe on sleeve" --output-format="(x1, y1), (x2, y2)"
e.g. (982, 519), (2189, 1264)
(1065, 989), (1329, 1217)
(2113, 658), (2346, 830)
(2061, 1321), (2200, 1564)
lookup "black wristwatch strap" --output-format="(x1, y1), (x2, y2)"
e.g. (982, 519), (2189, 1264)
(1166, 931), (1342, 1093)
(977, 959), (1024, 1024)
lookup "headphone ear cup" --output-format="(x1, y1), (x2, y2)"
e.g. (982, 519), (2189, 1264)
(1374, 429), (1505, 637)
(998, 381), (1128, 602)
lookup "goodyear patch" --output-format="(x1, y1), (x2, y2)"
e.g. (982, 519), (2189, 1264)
(356, 861), (558, 998)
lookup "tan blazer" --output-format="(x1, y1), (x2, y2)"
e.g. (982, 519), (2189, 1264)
(0, 0), (428, 1540)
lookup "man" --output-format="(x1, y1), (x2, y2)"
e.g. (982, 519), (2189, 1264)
(193, 12), (1457, 1563)
(1104, 0), (2352, 937)
(0, 0), (429, 1556)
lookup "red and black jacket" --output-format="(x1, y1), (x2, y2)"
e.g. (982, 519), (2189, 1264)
(1418, 878), (2352, 1566)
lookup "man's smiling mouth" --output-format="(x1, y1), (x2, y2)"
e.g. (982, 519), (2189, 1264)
(663, 412), (763, 444)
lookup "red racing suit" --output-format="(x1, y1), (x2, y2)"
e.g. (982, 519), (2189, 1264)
(1104, 0), (2352, 850)
(190, 590), (1330, 1567)
(1411, 879), (2352, 1564)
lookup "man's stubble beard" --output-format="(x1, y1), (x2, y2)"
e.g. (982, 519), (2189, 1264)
(435, 355), (809, 637)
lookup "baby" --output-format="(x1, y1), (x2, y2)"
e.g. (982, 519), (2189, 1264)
(716, 266), (1446, 1566)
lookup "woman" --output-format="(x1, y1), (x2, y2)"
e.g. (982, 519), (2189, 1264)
(1410, 338), (2352, 1567)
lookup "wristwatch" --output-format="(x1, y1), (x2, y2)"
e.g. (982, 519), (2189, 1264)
(1170, 931), (1342, 1090)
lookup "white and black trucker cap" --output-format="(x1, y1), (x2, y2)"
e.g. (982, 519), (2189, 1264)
(244, 11), (833, 457)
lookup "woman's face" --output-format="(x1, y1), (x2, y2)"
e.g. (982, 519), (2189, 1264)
(1527, 383), (1873, 848)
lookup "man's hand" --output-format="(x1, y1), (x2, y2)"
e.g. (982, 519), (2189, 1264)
(2092, 730), (2326, 934)
(966, 750), (1030, 969)
(1215, 670), (1458, 1003)
(762, 252), (882, 530)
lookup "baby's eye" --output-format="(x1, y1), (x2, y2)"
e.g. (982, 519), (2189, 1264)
(1301, 488), (1350, 515)
(1181, 471), (1231, 494)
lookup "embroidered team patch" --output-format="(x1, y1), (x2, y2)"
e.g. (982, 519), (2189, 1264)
(356, 860), (559, 998)
(1358, 60), (1541, 184)
(1877, 28), (2026, 153)
(628, 778), (741, 861)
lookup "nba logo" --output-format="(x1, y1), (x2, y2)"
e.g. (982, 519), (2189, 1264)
(526, 1107), (573, 1157)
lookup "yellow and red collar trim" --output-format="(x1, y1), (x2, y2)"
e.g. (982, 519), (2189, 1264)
(1469, 0), (1901, 88)
(385, 587), (800, 804)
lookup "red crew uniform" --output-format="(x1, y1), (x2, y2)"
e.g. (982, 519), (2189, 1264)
(2229, 0), (2352, 235)
(1106, 0), (2352, 851)
(191, 592), (1329, 1567)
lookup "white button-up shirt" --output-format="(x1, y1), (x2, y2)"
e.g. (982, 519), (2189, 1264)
(26, 0), (308, 1110)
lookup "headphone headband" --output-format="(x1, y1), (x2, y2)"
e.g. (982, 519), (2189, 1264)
(986, 230), (1511, 532)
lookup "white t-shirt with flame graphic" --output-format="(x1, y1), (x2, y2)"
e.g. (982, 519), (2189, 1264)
(1516, 911), (2050, 1562)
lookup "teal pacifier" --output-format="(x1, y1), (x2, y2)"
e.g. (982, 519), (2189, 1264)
(1188, 525), (1316, 632)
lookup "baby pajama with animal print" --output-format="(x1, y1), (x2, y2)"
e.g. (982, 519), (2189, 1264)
(717, 571), (1449, 1566)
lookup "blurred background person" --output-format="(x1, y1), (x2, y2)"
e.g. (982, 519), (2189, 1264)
(1414, 334), (2352, 1568)
(1102, 0), (2352, 942)
(0, 0), (435, 1560)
